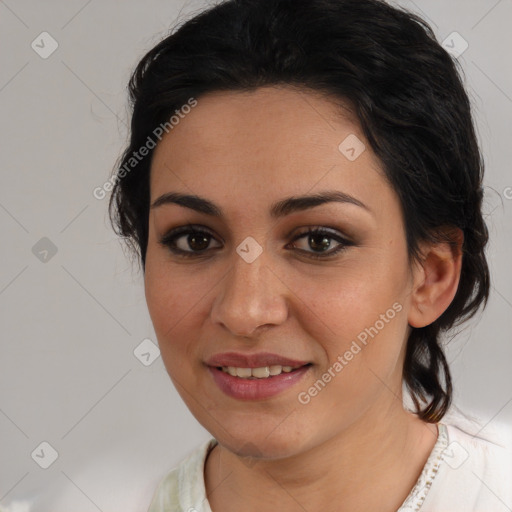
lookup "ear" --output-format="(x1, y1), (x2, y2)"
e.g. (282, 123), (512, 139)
(408, 227), (464, 328)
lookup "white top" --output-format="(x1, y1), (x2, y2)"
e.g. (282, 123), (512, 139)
(147, 420), (512, 512)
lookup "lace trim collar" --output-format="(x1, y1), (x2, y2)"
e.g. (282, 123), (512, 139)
(398, 423), (449, 511)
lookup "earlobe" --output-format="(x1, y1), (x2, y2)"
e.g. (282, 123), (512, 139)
(408, 228), (464, 328)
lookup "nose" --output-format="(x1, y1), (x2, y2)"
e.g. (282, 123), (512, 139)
(210, 249), (289, 338)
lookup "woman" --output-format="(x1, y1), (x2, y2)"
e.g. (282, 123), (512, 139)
(109, 0), (512, 510)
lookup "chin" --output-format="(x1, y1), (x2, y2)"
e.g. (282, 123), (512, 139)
(210, 418), (313, 461)
(229, 438), (303, 461)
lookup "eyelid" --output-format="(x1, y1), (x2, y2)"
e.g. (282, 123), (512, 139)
(158, 224), (221, 250)
(288, 226), (353, 258)
(158, 223), (354, 260)
(290, 225), (351, 241)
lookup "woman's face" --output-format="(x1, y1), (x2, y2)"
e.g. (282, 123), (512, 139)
(145, 86), (419, 458)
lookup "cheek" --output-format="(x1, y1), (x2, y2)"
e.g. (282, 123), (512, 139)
(292, 274), (408, 417)
(294, 262), (405, 339)
(144, 266), (172, 335)
(288, 256), (410, 395)
(144, 257), (199, 351)
(144, 256), (216, 381)
(144, 243), (195, 323)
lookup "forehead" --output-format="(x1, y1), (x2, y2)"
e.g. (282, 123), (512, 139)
(149, 86), (393, 219)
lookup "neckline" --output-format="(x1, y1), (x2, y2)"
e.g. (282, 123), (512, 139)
(199, 423), (448, 512)
(397, 422), (449, 511)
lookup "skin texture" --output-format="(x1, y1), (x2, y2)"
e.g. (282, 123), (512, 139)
(144, 86), (463, 512)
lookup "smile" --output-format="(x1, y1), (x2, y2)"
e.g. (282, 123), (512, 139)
(219, 364), (303, 379)
(208, 363), (312, 400)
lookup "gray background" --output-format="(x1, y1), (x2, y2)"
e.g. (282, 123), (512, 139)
(1, 1), (511, 511)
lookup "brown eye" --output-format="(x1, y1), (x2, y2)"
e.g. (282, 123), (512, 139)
(159, 224), (353, 260)
(159, 225), (221, 257)
(288, 227), (353, 259)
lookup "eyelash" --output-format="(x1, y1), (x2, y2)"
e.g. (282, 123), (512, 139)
(158, 224), (354, 260)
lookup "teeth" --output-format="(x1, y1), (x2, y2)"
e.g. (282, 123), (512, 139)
(221, 364), (304, 379)
(252, 366), (270, 378)
(269, 365), (282, 376)
(236, 367), (252, 378)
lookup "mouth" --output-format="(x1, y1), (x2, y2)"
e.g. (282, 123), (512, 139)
(207, 362), (313, 400)
(216, 363), (312, 379)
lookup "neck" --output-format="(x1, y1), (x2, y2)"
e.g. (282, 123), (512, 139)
(204, 402), (438, 512)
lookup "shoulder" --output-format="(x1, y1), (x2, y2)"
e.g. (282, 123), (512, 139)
(444, 412), (512, 473)
(147, 438), (217, 512)
(423, 412), (512, 511)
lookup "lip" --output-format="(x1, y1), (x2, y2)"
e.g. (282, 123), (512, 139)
(205, 352), (310, 368)
(207, 364), (312, 400)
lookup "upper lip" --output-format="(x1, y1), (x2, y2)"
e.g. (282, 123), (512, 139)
(206, 352), (311, 368)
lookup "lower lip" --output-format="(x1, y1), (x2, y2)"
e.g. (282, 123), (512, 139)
(207, 365), (311, 400)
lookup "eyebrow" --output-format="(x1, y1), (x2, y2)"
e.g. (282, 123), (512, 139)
(150, 190), (372, 218)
